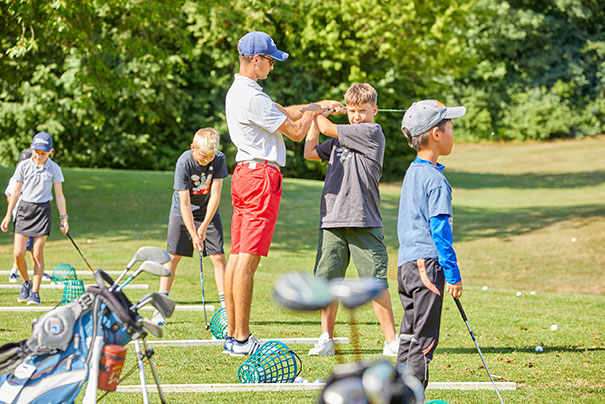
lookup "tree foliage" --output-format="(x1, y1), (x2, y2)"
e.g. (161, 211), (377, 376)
(1, 0), (603, 179)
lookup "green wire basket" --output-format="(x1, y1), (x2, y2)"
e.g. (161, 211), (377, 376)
(60, 279), (85, 306)
(209, 307), (228, 339)
(52, 263), (77, 283)
(238, 340), (301, 383)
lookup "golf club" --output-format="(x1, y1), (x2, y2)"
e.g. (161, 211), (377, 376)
(132, 292), (176, 318)
(273, 272), (333, 311)
(199, 249), (209, 330)
(454, 298), (505, 404)
(138, 318), (163, 338)
(111, 246), (171, 290)
(117, 261), (171, 292)
(322, 376), (367, 404)
(377, 108), (407, 113)
(65, 232), (95, 274)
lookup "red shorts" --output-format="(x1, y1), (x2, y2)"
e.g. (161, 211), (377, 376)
(230, 162), (282, 256)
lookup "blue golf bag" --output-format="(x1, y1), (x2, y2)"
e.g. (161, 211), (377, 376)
(0, 271), (143, 404)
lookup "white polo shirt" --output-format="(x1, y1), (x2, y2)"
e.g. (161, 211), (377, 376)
(225, 74), (288, 166)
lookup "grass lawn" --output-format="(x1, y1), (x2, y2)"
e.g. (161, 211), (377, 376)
(0, 136), (604, 403)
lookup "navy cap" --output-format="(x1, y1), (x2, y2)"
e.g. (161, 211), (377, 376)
(31, 132), (53, 152)
(238, 31), (289, 62)
(401, 100), (466, 137)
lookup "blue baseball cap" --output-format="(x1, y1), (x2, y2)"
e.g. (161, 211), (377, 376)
(31, 131), (53, 152)
(401, 100), (466, 137)
(238, 31), (289, 62)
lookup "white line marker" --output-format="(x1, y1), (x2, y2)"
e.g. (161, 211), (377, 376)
(0, 305), (214, 313)
(129, 337), (350, 347)
(0, 270), (123, 276)
(117, 381), (516, 393)
(0, 284), (148, 289)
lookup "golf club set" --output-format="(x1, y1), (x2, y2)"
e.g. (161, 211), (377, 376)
(0, 246), (175, 404)
(273, 272), (424, 404)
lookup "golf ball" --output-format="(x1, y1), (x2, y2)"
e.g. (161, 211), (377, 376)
(571, 237), (576, 242)
(482, 285), (488, 291)
(314, 379), (323, 383)
(535, 345), (544, 352)
(302, 379), (310, 384)
(516, 291), (522, 297)
(530, 291), (536, 295)
(294, 376), (303, 383)
(87, 239), (92, 243)
(551, 324), (558, 331)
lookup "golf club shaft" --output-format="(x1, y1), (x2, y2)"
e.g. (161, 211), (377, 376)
(66, 232), (95, 274)
(199, 249), (208, 329)
(454, 298), (504, 404)
(377, 108), (407, 112)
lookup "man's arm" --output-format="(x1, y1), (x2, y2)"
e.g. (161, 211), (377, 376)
(277, 100), (344, 122)
(277, 104), (324, 142)
(198, 179), (223, 241)
(178, 190), (203, 252)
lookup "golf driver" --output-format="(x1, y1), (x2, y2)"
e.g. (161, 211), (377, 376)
(199, 249), (209, 330)
(132, 292), (176, 318)
(273, 272), (333, 311)
(454, 298), (504, 404)
(111, 246), (171, 290)
(65, 232), (95, 274)
(117, 261), (171, 291)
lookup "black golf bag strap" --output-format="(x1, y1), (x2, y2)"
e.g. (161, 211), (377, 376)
(0, 340), (29, 375)
(87, 285), (137, 328)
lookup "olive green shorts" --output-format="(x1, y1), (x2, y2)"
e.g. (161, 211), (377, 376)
(313, 227), (388, 289)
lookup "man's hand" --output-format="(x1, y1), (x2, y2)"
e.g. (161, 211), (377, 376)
(446, 281), (462, 299)
(300, 103), (324, 114)
(318, 100), (345, 111)
(192, 235), (204, 252)
(59, 220), (69, 235)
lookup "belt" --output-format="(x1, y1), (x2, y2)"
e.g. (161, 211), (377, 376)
(238, 159), (281, 171)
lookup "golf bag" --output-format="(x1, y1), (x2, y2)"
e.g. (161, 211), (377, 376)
(317, 360), (425, 404)
(0, 271), (142, 404)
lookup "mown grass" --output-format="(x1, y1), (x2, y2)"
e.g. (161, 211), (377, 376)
(0, 136), (604, 403)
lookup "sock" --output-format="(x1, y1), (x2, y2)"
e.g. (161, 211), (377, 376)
(159, 290), (170, 296)
(235, 334), (250, 344)
(9, 267), (18, 275)
(219, 292), (225, 308)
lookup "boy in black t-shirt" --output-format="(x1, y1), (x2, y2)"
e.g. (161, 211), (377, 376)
(303, 84), (398, 356)
(152, 128), (229, 326)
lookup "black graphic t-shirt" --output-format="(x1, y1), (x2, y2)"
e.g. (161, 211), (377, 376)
(169, 150), (228, 219)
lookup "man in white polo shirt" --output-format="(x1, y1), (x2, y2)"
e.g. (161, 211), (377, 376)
(224, 30), (343, 356)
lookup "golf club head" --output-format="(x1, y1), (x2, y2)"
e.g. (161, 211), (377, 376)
(273, 272), (333, 311)
(361, 360), (396, 404)
(133, 292), (176, 318)
(322, 376), (368, 404)
(138, 318), (163, 338)
(138, 261), (172, 277)
(126, 246), (170, 269)
(329, 278), (384, 309)
(396, 364), (426, 404)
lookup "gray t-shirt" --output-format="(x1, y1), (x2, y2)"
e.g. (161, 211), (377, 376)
(169, 150), (228, 219)
(315, 123), (385, 228)
(13, 158), (64, 203)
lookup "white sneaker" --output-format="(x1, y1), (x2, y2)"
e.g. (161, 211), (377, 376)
(151, 309), (166, 326)
(382, 335), (400, 356)
(8, 271), (19, 283)
(308, 333), (335, 356)
(230, 334), (261, 356)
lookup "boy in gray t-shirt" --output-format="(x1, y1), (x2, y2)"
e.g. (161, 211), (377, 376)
(303, 83), (398, 357)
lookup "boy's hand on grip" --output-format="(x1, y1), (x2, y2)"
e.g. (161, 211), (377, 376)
(446, 281), (462, 299)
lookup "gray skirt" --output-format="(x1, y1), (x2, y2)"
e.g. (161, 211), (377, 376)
(14, 201), (52, 237)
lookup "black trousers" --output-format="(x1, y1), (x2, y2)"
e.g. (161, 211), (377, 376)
(396, 258), (445, 387)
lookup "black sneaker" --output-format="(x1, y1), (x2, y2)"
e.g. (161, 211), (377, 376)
(17, 281), (32, 303)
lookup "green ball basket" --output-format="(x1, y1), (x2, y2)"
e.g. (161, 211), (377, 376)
(209, 307), (228, 339)
(52, 263), (77, 283)
(238, 340), (302, 384)
(60, 279), (85, 306)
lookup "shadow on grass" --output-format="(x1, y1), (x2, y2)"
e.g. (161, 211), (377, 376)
(437, 346), (605, 354)
(447, 170), (605, 190)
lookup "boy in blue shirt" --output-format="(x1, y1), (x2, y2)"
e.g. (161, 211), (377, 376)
(397, 100), (465, 388)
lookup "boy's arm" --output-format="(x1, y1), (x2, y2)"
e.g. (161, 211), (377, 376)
(303, 121), (321, 161)
(1, 182), (22, 232)
(315, 115), (339, 138)
(53, 182), (69, 235)
(178, 190), (203, 252)
(430, 214), (462, 298)
(197, 178), (223, 242)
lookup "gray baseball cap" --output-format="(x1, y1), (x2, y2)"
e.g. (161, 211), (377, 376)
(401, 100), (466, 137)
